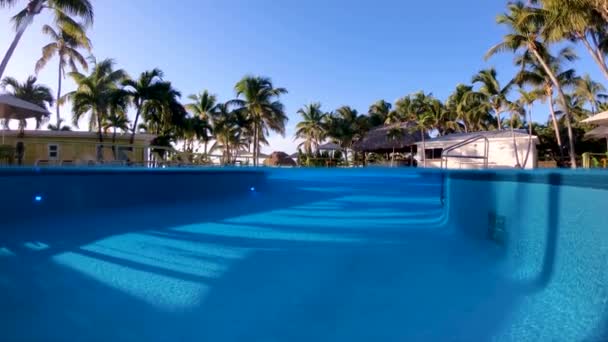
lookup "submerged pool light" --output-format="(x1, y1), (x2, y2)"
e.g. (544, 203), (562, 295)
(250, 187), (256, 192)
(34, 195), (43, 202)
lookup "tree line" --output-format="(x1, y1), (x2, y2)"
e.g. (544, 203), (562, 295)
(1, 0), (608, 167)
(294, 0), (608, 168)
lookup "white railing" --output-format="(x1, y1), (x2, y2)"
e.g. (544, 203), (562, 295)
(440, 135), (490, 169)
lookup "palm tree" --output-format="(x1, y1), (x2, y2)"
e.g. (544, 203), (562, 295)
(64, 58), (127, 146)
(386, 126), (403, 166)
(231, 76), (288, 166)
(1, 75), (52, 129)
(517, 89), (540, 168)
(575, 74), (607, 113)
(295, 102), (327, 154)
(122, 68), (165, 144)
(103, 111), (130, 158)
(425, 98), (458, 136)
(409, 113), (434, 167)
(472, 68), (512, 130)
(35, 23), (90, 128)
(446, 85), (480, 132)
(514, 47), (577, 157)
(185, 90), (218, 154)
(538, 0), (608, 81)
(0, 0), (93, 80)
(181, 116), (212, 155)
(210, 103), (249, 165)
(369, 100), (392, 127)
(141, 81), (187, 137)
(487, 1), (577, 167)
(326, 106), (369, 164)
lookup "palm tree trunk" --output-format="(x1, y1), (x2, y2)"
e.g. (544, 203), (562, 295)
(252, 121), (257, 166)
(511, 115), (521, 168)
(547, 89), (563, 148)
(56, 61), (63, 127)
(530, 48), (577, 168)
(0, 10), (37, 80)
(129, 106), (142, 145)
(495, 106), (502, 130)
(96, 111), (104, 161)
(421, 129), (426, 167)
(578, 33), (608, 82)
(522, 108), (534, 168)
(112, 127), (117, 160)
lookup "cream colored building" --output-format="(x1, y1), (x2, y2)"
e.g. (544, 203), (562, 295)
(0, 130), (156, 166)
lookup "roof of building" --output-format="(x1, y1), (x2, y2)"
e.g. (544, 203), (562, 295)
(582, 110), (608, 125)
(0, 129), (156, 142)
(418, 130), (536, 144)
(318, 142), (342, 151)
(353, 122), (426, 152)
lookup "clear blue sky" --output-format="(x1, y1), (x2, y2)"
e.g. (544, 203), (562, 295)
(0, 0), (600, 153)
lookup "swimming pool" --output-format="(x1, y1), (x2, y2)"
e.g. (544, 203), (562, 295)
(0, 167), (607, 341)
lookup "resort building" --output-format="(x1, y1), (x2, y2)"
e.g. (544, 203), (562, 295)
(0, 130), (156, 166)
(414, 130), (539, 169)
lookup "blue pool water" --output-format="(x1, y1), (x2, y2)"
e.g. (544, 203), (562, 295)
(0, 168), (607, 341)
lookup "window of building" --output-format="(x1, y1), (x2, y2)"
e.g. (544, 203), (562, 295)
(424, 148), (444, 160)
(48, 144), (59, 159)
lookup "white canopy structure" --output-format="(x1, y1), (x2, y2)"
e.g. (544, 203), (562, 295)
(0, 94), (50, 121)
(582, 111), (608, 126)
(0, 94), (50, 143)
(584, 126), (608, 140)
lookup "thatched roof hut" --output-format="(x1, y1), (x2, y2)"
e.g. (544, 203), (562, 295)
(353, 122), (427, 153)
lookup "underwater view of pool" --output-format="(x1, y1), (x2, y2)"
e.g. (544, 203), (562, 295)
(0, 167), (607, 341)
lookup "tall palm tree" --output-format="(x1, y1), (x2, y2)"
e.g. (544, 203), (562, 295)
(487, 1), (577, 167)
(575, 74), (607, 113)
(472, 68), (513, 130)
(0, 0), (93, 80)
(295, 102), (327, 154)
(514, 47), (577, 156)
(122, 68), (165, 144)
(369, 100), (392, 127)
(64, 58), (127, 146)
(35, 23), (90, 128)
(517, 88), (540, 168)
(185, 90), (218, 154)
(537, 0), (608, 81)
(1, 75), (52, 129)
(231, 76), (288, 166)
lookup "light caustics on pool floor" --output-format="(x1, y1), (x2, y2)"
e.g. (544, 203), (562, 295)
(0, 172), (605, 342)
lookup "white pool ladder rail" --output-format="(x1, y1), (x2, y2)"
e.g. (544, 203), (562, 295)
(440, 135), (490, 169)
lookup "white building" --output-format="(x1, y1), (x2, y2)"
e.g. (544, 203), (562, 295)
(414, 130), (539, 169)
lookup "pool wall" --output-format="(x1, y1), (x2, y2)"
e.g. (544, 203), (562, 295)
(446, 170), (608, 340)
(0, 168), (267, 225)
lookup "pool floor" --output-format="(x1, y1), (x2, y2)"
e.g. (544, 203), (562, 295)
(0, 174), (603, 341)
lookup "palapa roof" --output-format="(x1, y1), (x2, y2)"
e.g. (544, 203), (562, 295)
(353, 122), (425, 152)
